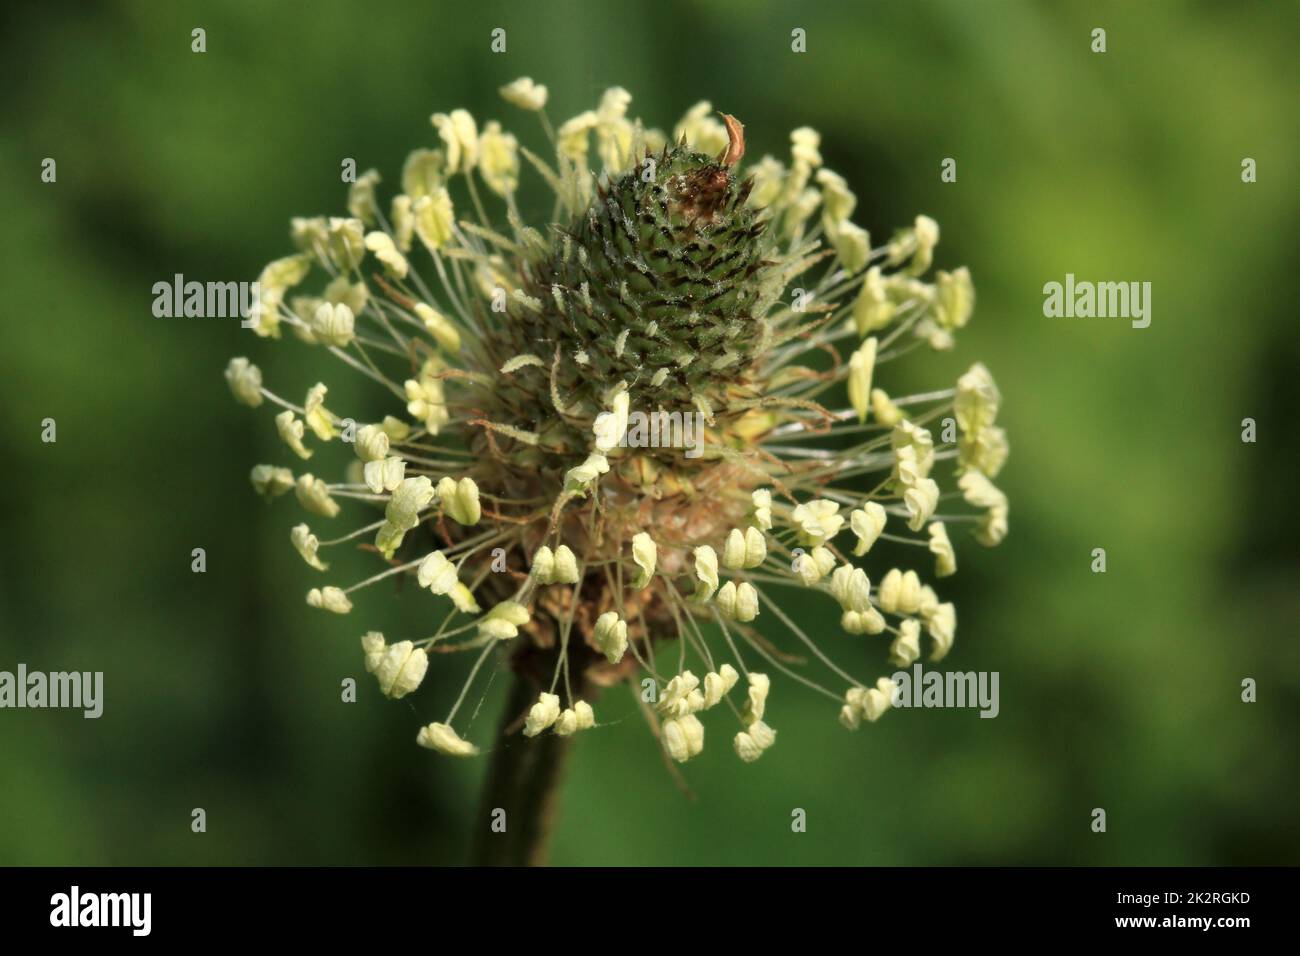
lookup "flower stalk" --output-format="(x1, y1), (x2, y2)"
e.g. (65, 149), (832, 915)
(472, 670), (584, 866)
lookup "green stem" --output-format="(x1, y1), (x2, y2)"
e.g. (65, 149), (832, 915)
(471, 671), (579, 866)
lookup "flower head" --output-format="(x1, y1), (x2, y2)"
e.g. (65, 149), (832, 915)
(226, 84), (1008, 766)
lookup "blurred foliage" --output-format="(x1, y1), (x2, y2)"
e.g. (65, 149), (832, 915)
(0, 0), (1296, 865)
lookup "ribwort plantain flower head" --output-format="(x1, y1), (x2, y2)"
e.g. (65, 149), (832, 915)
(227, 80), (1009, 765)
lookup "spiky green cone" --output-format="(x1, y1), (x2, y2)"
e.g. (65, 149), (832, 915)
(488, 139), (779, 467)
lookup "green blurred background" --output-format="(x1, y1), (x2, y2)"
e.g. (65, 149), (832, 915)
(1, 0), (1296, 866)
